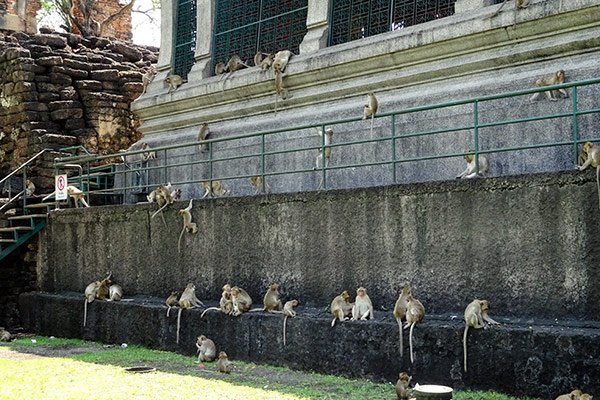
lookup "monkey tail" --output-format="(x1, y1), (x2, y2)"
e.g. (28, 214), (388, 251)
(331, 317), (336, 327)
(397, 318), (403, 357)
(176, 308), (183, 344)
(151, 202), (169, 220)
(370, 114), (374, 136)
(463, 325), (469, 373)
(178, 227), (185, 253)
(596, 166), (600, 210)
(200, 307), (220, 318)
(166, 306), (170, 317)
(283, 315), (288, 346)
(83, 300), (88, 327)
(409, 322), (416, 364)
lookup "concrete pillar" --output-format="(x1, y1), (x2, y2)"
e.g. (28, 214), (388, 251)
(144, 0), (174, 95)
(455, 0), (495, 13)
(187, 0), (214, 81)
(299, 0), (330, 54)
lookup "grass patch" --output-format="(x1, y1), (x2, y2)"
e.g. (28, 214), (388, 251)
(0, 336), (539, 400)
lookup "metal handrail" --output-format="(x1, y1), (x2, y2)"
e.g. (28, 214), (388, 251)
(53, 77), (600, 202)
(0, 149), (51, 213)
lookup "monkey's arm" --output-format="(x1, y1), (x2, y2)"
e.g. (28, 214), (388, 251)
(578, 157), (593, 171)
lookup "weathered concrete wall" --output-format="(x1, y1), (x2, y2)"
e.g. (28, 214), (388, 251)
(19, 292), (600, 398)
(132, 0), (600, 198)
(38, 171), (600, 321)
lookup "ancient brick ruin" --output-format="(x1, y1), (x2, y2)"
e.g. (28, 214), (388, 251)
(0, 28), (158, 192)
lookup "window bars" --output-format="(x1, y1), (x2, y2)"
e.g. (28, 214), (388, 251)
(329, 0), (456, 46)
(173, 0), (197, 80)
(212, 0), (308, 73)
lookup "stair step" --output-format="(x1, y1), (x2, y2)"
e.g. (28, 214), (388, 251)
(25, 203), (66, 209)
(8, 214), (48, 220)
(0, 239), (16, 244)
(0, 226), (33, 233)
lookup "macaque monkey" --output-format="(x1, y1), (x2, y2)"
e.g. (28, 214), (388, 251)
(214, 62), (226, 76)
(530, 70), (568, 102)
(201, 180), (229, 198)
(165, 290), (180, 317)
(491, 0), (529, 18)
(178, 199), (198, 253)
(201, 284), (233, 317)
(272, 50), (293, 111)
(226, 54), (250, 73)
(463, 299), (500, 372)
(260, 53), (274, 71)
(148, 183), (179, 224)
(580, 394), (593, 400)
(577, 141), (600, 209)
(282, 299), (298, 346)
(230, 286), (253, 316)
(108, 284), (123, 301)
(67, 186), (89, 208)
(140, 67), (156, 96)
(25, 179), (35, 197)
(196, 335), (217, 362)
(330, 290), (352, 327)
(404, 292), (425, 364)
(456, 154), (489, 179)
(263, 283), (283, 313)
(363, 92), (378, 136)
(315, 128), (334, 170)
(351, 287), (373, 321)
(216, 351), (233, 373)
(394, 286), (411, 357)
(176, 283), (206, 344)
(249, 176), (269, 194)
(395, 372), (412, 400)
(83, 273), (112, 326)
(0, 328), (11, 342)
(197, 123), (211, 153)
(555, 390), (583, 400)
(165, 74), (185, 93)
(141, 142), (156, 161)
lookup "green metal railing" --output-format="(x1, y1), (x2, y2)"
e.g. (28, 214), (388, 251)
(53, 77), (600, 202)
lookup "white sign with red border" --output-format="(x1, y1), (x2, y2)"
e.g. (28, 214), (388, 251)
(55, 174), (68, 201)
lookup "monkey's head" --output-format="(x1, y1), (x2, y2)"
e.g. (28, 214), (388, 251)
(325, 128), (333, 136)
(556, 69), (565, 82)
(186, 283), (195, 291)
(289, 300), (299, 306)
(269, 283), (279, 291)
(356, 287), (366, 296)
(230, 287), (240, 296)
(218, 351), (228, 359)
(197, 335), (207, 342)
(400, 286), (412, 297)
(222, 284), (231, 293)
(340, 290), (350, 301)
(580, 394), (592, 400)
(480, 300), (490, 312)
(463, 154), (474, 163)
(170, 290), (179, 297)
(583, 142), (594, 153)
(398, 372), (410, 382)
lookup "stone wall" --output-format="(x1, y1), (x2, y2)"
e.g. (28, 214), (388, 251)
(0, 29), (158, 192)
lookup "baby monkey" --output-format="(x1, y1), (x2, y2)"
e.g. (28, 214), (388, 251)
(217, 351), (233, 373)
(395, 371), (412, 400)
(463, 299), (500, 372)
(351, 287), (373, 321)
(530, 70), (569, 102)
(165, 290), (180, 317)
(263, 282), (283, 313)
(178, 199), (198, 253)
(282, 299), (299, 346)
(250, 176), (269, 195)
(196, 335), (217, 362)
(577, 141), (600, 209)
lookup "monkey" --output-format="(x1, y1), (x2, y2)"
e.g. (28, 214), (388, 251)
(260, 53), (274, 71)
(272, 50), (293, 111)
(176, 283), (205, 344)
(555, 390), (583, 400)
(351, 287), (373, 321)
(254, 51), (265, 67)
(148, 183), (179, 223)
(140, 67), (156, 97)
(580, 394), (593, 400)
(577, 141), (600, 209)
(463, 299), (500, 372)
(249, 175), (269, 195)
(165, 290), (180, 317)
(216, 351), (233, 373)
(178, 199), (198, 253)
(197, 123), (211, 153)
(490, 0), (529, 18)
(220, 54), (250, 86)
(363, 92), (378, 136)
(404, 292), (425, 364)
(0, 328), (11, 342)
(67, 186), (89, 208)
(230, 286), (252, 316)
(214, 62), (226, 76)
(25, 179), (35, 197)
(108, 284), (123, 301)
(165, 74), (185, 93)
(282, 299), (299, 346)
(393, 286), (412, 357)
(395, 372), (412, 400)
(196, 335), (217, 363)
(530, 70), (569, 102)
(263, 283), (284, 313)
(314, 128), (334, 170)
(83, 273), (112, 327)
(330, 290), (351, 327)
(201, 284), (233, 317)
(141, 143), (156, 161)
(201, 180), (229, 198)
(456, 153), (489, 179)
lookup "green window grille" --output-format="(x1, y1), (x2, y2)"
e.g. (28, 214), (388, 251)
(173, 0), (197, 80)
(329, 0), (456, 46)
(212, 0), (308, 73)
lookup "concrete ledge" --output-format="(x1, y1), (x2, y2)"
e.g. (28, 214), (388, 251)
(19, 292), (600, 398)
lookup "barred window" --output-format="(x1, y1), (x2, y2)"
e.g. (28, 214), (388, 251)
(173, 0), (197, 80)
(329, 0), (456, 46)
(212, 0), (308, 73)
